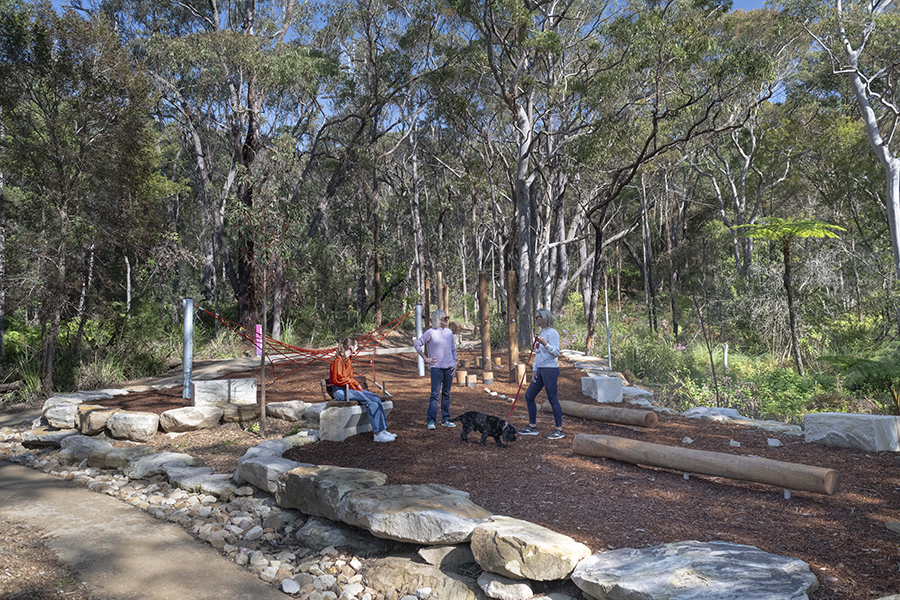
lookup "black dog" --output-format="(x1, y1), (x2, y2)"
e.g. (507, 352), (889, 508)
(451, 411), (517, 447)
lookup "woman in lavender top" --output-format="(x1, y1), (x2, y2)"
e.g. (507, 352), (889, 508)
(414, 310), (458, 429)
(519, 308), (564, 439)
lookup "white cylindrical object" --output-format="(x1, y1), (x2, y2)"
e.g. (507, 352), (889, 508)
(416, 303), (425, 377)
(182, 298), (194, 401)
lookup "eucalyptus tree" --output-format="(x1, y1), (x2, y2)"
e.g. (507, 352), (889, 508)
(445, 0), (616, 345)
(572, 0), (778, 354)
(0, 1), (160, 391)
(782, 0), (900, 280)
(99, 0), (337, 329)
(692, 102), (795, 280)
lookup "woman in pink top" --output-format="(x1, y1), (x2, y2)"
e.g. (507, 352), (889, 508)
(414, 310), (458, 429)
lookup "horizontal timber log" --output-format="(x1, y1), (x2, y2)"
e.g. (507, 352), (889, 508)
(573, 434), (840, 495)
(541, 400), (658, 429)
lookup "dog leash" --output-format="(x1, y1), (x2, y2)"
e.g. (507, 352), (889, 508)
(507, 336), (539, 421)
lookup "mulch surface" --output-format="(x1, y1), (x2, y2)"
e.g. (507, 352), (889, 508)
(102, 349), (900, 600)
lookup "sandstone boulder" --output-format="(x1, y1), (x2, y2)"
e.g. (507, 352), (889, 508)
(295, 516), (391, 554)
(78, 405), (120, 435)
(235, 455), (311, 494)
(418, 544), (476, 568)
(58, 435), (113, 463)
(471, 516), (591, 580)
(340, 483), (491, 544)
(107, 411), (160, 442)
(571, 541), (819, 600)
(266, 401), (311, 421)
(364, 557), (476, 600)
(221, 403), (261, 423)
(804, 412), (900, 452)
(159, 406), (223, 433)
(20, 428), (80, 448)
(123, 451), (195, 479)
(44, 404), (80, 429)
(87, 445), (155, 470)
(277, 465), (387, 522)
(477, 571), (534, 600)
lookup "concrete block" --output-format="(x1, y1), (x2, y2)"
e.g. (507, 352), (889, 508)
(192, 378), (257, 407)
(804, 412), (900, 452)
(319, 400), (393, 442)
(581, 376), (623, 404)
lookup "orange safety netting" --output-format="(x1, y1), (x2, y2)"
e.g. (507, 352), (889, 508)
(195, 305), (412, 387)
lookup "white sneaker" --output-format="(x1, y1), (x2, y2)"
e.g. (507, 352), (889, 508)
(384, 430), (397, 439)
(374, 430), (395, 443)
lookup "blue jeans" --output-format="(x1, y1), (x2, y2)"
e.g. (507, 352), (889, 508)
(332, 388), (387, 433)
(427, 367), (454, 424)
(525, 367), (562, 428)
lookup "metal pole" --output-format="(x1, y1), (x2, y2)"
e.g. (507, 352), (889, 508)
(415, 303), (425, 376)
(182, 298), (194, 402)
(604, 275), (612, 372)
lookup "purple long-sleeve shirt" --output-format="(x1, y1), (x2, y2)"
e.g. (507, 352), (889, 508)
(414, 327), (458, 369)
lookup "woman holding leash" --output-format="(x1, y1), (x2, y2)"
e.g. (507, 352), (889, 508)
(519, 308), (564, 439)
(330, 337), (396, 443)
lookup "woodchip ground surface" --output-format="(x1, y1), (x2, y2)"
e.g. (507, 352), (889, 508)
(2, 343), (899, 600)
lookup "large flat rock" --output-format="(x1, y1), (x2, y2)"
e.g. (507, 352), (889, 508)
(471, 515), (591, 580)
(276, 464), (387, 522)
(571, 541), (819, 600)
(340, 483), (491, 544)
(804, 412), (900, 452)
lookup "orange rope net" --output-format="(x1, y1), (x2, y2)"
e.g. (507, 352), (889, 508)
(195, 306), (412, 386)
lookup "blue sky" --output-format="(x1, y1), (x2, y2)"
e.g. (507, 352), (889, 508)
(731, 0), (768, 11)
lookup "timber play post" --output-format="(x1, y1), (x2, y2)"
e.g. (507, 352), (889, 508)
(507, 270), (519, 383)
(478, 272), (491, 370)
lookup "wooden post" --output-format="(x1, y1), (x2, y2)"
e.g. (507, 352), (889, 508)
(424, 279), (431, 330)
(541, 400), (658, 428)
(514, 363), (526, 386)
(442, 284), (450, 316)
(478, 272), (491, 370)
(436, 271), (444, 311)
(573, 434), (841, 496)
(507, 270), (519, 382)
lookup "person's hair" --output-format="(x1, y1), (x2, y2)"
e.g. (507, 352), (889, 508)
(431, 310), (447, 328)
(339, 337), (357, 357)
(535, 308), (554, 328)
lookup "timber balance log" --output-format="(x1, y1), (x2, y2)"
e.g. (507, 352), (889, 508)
(541, 400), (658, 429)
(573, 434), (840, 496)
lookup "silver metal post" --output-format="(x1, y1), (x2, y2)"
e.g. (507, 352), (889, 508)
(415, 303), (425, 376)
(604, 277), (612, 371)
(182, 298), (194, 401)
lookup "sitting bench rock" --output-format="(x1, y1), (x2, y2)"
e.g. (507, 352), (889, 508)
(319, 400), (394, 442)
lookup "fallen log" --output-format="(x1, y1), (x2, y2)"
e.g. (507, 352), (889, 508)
(541, 400), (658, 429)
(573, 434), (840, 496)
(0, 381), (24, 393)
